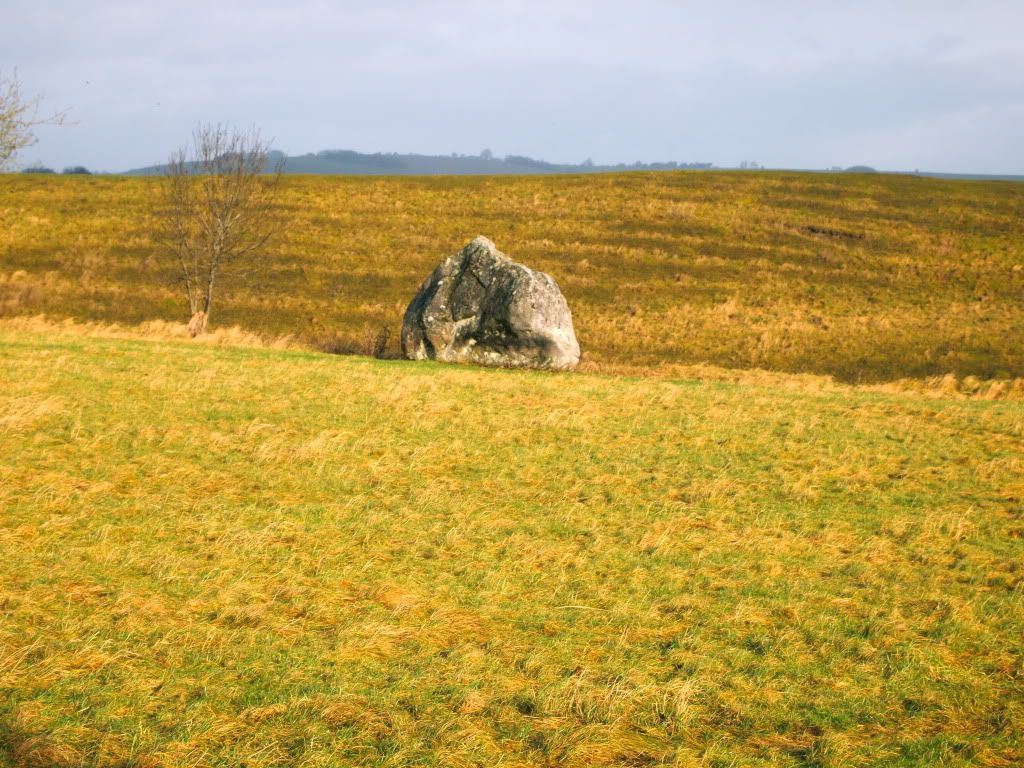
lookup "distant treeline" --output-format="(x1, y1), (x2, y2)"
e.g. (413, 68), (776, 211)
(125, 149), (715, 176)
(22, 165), (93, 175)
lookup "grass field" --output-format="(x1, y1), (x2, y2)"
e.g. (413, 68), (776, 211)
(2, 324), (1022, 767)
(2, 171), (1024, 383)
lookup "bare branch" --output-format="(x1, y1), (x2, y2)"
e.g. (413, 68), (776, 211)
(0, 70), (68, 171)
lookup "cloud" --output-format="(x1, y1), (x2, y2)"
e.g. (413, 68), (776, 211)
(5, 0), (1023, 173)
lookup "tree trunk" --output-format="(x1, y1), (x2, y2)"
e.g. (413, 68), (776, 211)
(188, 311), (208, 337)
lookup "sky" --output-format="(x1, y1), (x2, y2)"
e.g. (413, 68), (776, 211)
(4, 0), (1023, 174)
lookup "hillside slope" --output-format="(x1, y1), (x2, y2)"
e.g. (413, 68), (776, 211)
(1, 328), (1022, 766)
(2, 171), (1023, 382)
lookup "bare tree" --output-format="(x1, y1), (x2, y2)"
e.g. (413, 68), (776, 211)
(0, 70), (66, 170)
(157, 123), (284, 336)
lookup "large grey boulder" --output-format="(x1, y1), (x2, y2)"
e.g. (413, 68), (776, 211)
(401, 236), (580, 370)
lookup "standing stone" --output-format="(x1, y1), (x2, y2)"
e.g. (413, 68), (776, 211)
(401, 236), (580, 370)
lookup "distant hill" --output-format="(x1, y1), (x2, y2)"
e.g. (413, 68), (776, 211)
(120, 151), (1024, 180)
(124, 149), (714, 176)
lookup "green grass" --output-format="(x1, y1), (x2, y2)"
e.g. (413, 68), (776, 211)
(2, 171), (1024, 382)
(1, 327), (1022, 766)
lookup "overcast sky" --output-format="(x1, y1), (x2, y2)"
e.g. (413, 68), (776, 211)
(4, 0), (1023, 173)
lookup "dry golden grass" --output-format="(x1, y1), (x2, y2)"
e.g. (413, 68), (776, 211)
(1, 325), (1022, 766)
(4, 314), (1021, 401)
(0, 314), (299, 349)
(2, 169), (1023, 765)
(2, 171), (1023, 382)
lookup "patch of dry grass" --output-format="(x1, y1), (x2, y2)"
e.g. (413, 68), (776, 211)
(5, 315), (1021, 401)
(1, 327), (1022, 766)
(2, 171), (1023, 382)
(0, 314), (299, 349)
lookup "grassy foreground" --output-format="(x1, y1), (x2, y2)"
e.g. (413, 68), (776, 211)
(2, 171), (1024, 382)
(1, 327), (1022, 767)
